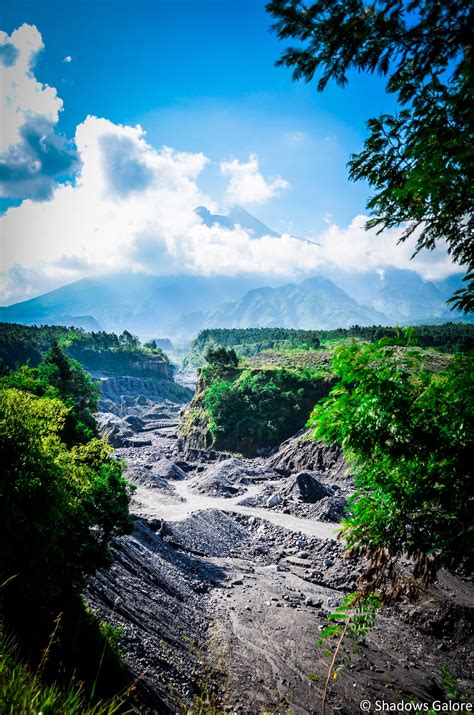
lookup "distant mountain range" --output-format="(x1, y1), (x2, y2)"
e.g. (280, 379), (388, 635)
(0, 207), (470, 339)
(1, 268), (469, 341)
(176, 276), (386, 332)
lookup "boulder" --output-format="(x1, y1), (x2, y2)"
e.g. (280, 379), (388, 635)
(287, 471), (334, 503)
(97, 412), (135, 447)
(266, 494), (281, 509)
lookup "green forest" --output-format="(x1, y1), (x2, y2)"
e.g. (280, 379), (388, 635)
(0, 338), (136, 711)
(0, 323), (170, 373)
(186, 323), (474, 366)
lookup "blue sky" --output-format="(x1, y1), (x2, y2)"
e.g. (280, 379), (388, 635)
(1, 1), (457, 304)
(0, 0), (396, 234)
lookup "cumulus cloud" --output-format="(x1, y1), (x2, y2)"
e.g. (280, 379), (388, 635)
(0, 116), (80, 200)
(63, 55), (72, 63)
(0, 115), (214, 301)
(0, 24), (79, 200)
(220, 154), (290, 205)
(0, 24), (461, 306)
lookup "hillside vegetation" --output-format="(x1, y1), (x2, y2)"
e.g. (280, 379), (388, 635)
(185, 323), (474, 367)
(179, 326), (461, 457)
(179, 345), (334, 456)
(0, 341), (135, 708)
(0, 322), (171, 372)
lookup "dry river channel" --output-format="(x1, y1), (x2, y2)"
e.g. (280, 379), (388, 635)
(87, 400), (474, 715)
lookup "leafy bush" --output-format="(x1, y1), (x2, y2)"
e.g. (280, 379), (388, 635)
(0, 387), (133, 622)
(1, 341), (100, 445)
(308, 339), (474, 582)
(203, 367), (331, 454)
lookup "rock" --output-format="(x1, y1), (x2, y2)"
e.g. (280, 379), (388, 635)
(324, 559), (334, 568)
(266, 494), (281, 508)
(125, 414), (146, 431)
(288, 472), (334, 503)
(267, 429), (350, 488)
(147, 518), (163, 533)
(97, 412), (135, 447)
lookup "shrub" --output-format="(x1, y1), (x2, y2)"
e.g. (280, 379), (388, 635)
(203, 367), (330, 454)
(308, 340), (473, 583)
(0, 387), (133, 627)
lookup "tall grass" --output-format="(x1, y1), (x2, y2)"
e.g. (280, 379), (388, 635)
(0, 629), (132, 715)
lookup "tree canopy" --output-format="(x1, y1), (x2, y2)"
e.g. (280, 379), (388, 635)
(267, 0), (473, 310)
(308, 338), (474, 588)
(0, 347), (133, 659)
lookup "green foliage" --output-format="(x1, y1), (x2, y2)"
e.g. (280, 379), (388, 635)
(202, 366), (331, 454)
(185, 327), (322, 367)
(267, 0), (473, 310)
(0, 386), (133, 626)
(308, 338), (474, 579)
(204, 345), (239, 369)
(1, 341), (100, 445)
(0, 628), (130, 715)
(0, 323), (170, 373)
(98, 622), (125, 666)
(186, 324), (474, 367)
(310, 592), (381, 714)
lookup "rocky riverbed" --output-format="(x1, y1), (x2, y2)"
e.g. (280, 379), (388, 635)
(88, 401), (474, 714)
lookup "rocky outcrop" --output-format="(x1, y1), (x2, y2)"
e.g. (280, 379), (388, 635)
(280, 470), (335, 503)
(267, 428), (351, 487)
(96, 373), (192, 415)
(86, 518), (218, 711)
(97, 412), (152, 448)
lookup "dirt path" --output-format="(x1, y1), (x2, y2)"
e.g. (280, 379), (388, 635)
(132, 477), (338, 540)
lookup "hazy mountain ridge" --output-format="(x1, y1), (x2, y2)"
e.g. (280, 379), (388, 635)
(1, 209), (470, 338)
(200, 276), (386, 330)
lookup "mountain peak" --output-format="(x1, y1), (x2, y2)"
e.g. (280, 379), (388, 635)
(195, 205), (279, 239)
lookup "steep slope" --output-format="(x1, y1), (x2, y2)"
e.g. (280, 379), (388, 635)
(203, 276), (386, 330)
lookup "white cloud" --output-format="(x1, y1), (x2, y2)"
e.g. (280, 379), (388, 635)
(0, 25), (462, 306)
(220, 154), (290, 205)
(312, 215), (456, 281)
(0, 115), (214, 301)
(0, 113), (459, 305)
(63, 55), (72, 63)
(0, 24), (79, 200)
(0, 24), (62, 151)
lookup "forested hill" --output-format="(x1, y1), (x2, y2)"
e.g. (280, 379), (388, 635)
(0, 323), (171, 376)
(185, 323), (474, 367)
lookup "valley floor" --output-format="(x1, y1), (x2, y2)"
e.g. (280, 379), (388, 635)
(88, 402), (474, 714)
